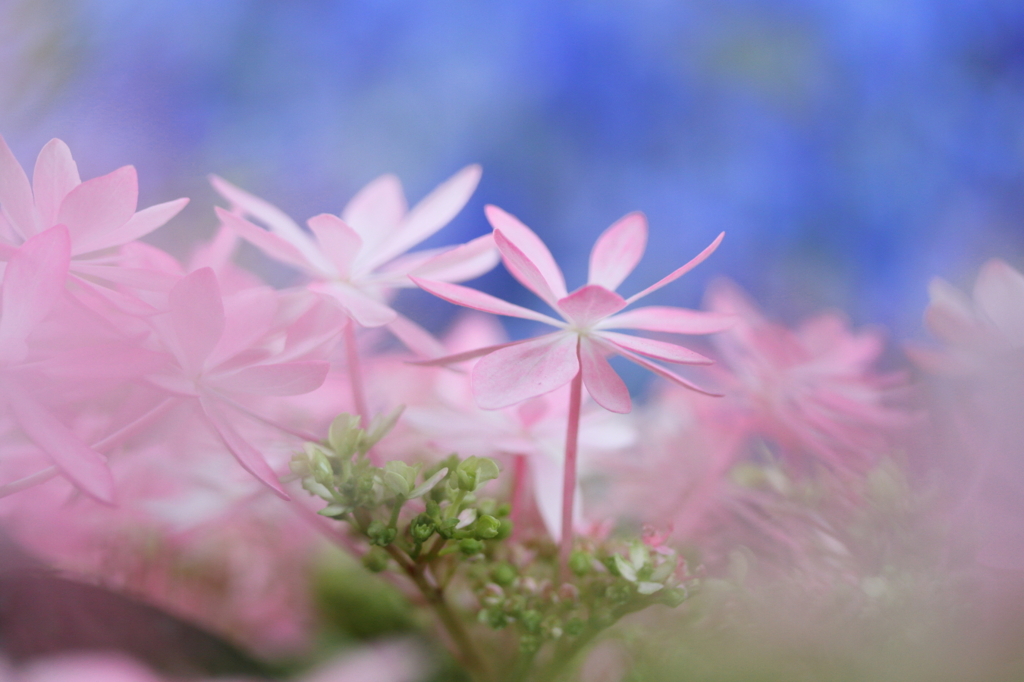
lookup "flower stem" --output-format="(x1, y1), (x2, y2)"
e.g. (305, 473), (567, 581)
(509, 453), (528, 539)
(560, 358), (584, 578)
(343, 318), (371, 429)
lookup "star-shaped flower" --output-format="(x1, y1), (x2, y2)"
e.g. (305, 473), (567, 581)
(413, 206), (733, 412)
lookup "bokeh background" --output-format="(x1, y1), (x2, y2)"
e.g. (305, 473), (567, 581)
(3, 0), (1024, 351)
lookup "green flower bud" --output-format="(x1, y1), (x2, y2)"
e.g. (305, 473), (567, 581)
(328, 414), (363, 458)
(425, 499), (440, 518)
(474, 514), (501, 539)
(437, 518), (458, 539)
(455, 456), (500, 492)
(520, 609), (543, 634)
(410, 514), (436, 542)
(490, 562), (517, 587)
(659, 586), (689, 608)
(495, 519), (513, 540)
(564, 617), (585, 637)
(382, 461), (419, 497)
(362, 546), (389, 573)
(363, 406), (404, 451)
(495, 503), (512, 518)
(367, 520), (396, 547)
(569, 551), (592, 577)
(458, 538), (485, 555)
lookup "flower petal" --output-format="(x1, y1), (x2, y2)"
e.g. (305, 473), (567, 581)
(974, 258), (1024, 346)
(597, 331), (713, 365)
(0, 225), (70, 363)
(57, 165), (138, 244)
(399, 233), (499, 284)
(626, 232), (724, 304)
(341, 173), (407, 254)
(77, 197), (189, 254)
(579, 337), (631, 413)
(0, 134), (38, 237)
(598, 306), (736, 335)
(32, 138), (81, 228)
(7, 385), (114, 504)
(308, 213), (361, 279)
(494, 229), (563, 308)
(168, 267), (225, 375)
(485, 205), (567, 298)
(613, 345), (722, 396)
(409, 338), (529, 367)
(211, 361), (329, 396)
(412, 277), (564, 326)
(557, 284), (626, 327)
(216, 206), (316, 273)
(363, 164), (481, 269)
(199, 394), (289, 499)
(309, 280), (397, 327)
(529, 453), (583, 543)
(588, 211), (647, 291)
(386, 313), (447, 357)
(473, 332), (579, 409)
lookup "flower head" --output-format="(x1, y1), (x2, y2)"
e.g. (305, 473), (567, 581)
(414, 206), (732, 412)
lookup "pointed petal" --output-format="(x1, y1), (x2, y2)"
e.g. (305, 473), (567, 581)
(211, 361), (329, 396)
(387, 313), (447, 357)
(309, 280), (397, 327)
(924, 277), (989, 347)
(473, 332), (579, 409)
(530, 454), (583, 543)
(485, 205), (567, 298)
(168, 267), (224, 375)
(401, 233), (499, 284)
(199, 394), (289, 499)
(579, 337), (631, 413)
(588, 211), (647, 290)
(0, 226), (70, 363)
(216, 206), (316, 273)
(71, 263), (179, 291)
(341, 173), (406, 251)
(495, 228), (563, 308)
(598, 306), (736, 335)
(8, 387), (114, 503)
(210, 174), (327, 269)
(614, 345), (722, 396)
(411, 277), (563, 326)
(363, 164), (481, 269)
(308, 213), (361, 279)
(408, 338), (528, 367)
(32, 138), (81, 227)
(77, 197), (188, 254)
(974, 258), (1024, 345)
(626, 232), (724, 304)
(556, 284), (626, 327)
(597, 331), (713, 365)
(57, 165), (138, 244)
(0, 134), (38, 237)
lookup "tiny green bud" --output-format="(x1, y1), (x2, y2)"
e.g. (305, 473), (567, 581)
(495, 503), (512, 517)
(659, 586), (689, 607)
(491, 562), (517, 587)
(564, 617), (585, 637)
(455, 456), (500, 492)
(328, 414), (363, 458)
(362, 546), (389, 572)
(458, 538), (485, 555)
(569, 551), (592, 577)
(495, 519), (513, 540)
(425, 499), (440, 518)
(520, 609), (543, 634)
(363, 406), (404, 451)
(474, 514), (501, 539)
(410, 514), (436, 542)
(367, 520), (396, 547)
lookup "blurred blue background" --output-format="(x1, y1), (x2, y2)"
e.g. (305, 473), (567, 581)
(3, 0), (1024, 352)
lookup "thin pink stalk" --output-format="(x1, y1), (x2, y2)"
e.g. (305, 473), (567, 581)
(509, 453), (528, 539)
(560, 348), (584, 577)
(343, 318), (371, 428)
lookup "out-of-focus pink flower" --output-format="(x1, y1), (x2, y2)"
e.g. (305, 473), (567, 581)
(211, 166), (495, 355)
(414, 207), (732, 412)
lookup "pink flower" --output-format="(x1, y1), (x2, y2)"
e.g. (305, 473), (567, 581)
(413, 206), (732, 412)
(210, 166), (496, 355)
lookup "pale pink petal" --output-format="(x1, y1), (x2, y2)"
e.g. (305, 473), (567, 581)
(409, 338), (529, 367)
(0, 134), (38, 237)
(57, 165), (138, 244)
(210, 360), (329, 396)
(32, 138), (81, 227)
(411, 276), (564, 326)
(199, 394), (289, 499)
(308, 213), (361, 278)
(485, 205), (567, 297)
(363, 164), (481, 269)
(77, 197), (189, 254)
(7, 384), (114, 503)
(613, 345), (722, 396)
(341, 173), (407, 252)
(597, 330), (713, 365)
(495, 229), (563, 308)
(70, 263), (179, 291)
(215, 206), (316, 274)
(974, 258), (1024, 346)
(397, 233), (499, 284)
(579, 337), (631, 413)
(924, 277), (990, 348)
(588, 211), (647, 291)
(309, 280), (397, 327)
(597, 306), (736, 334)
(387, 313), (447, 357)
(626, 232), (725, 304)
(530, 453), (583, 543)
(556, 284), (626, 327)
(168, 267), (224, 375)
(473, 332), (579, 409)
(0, 225), (70, 363)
